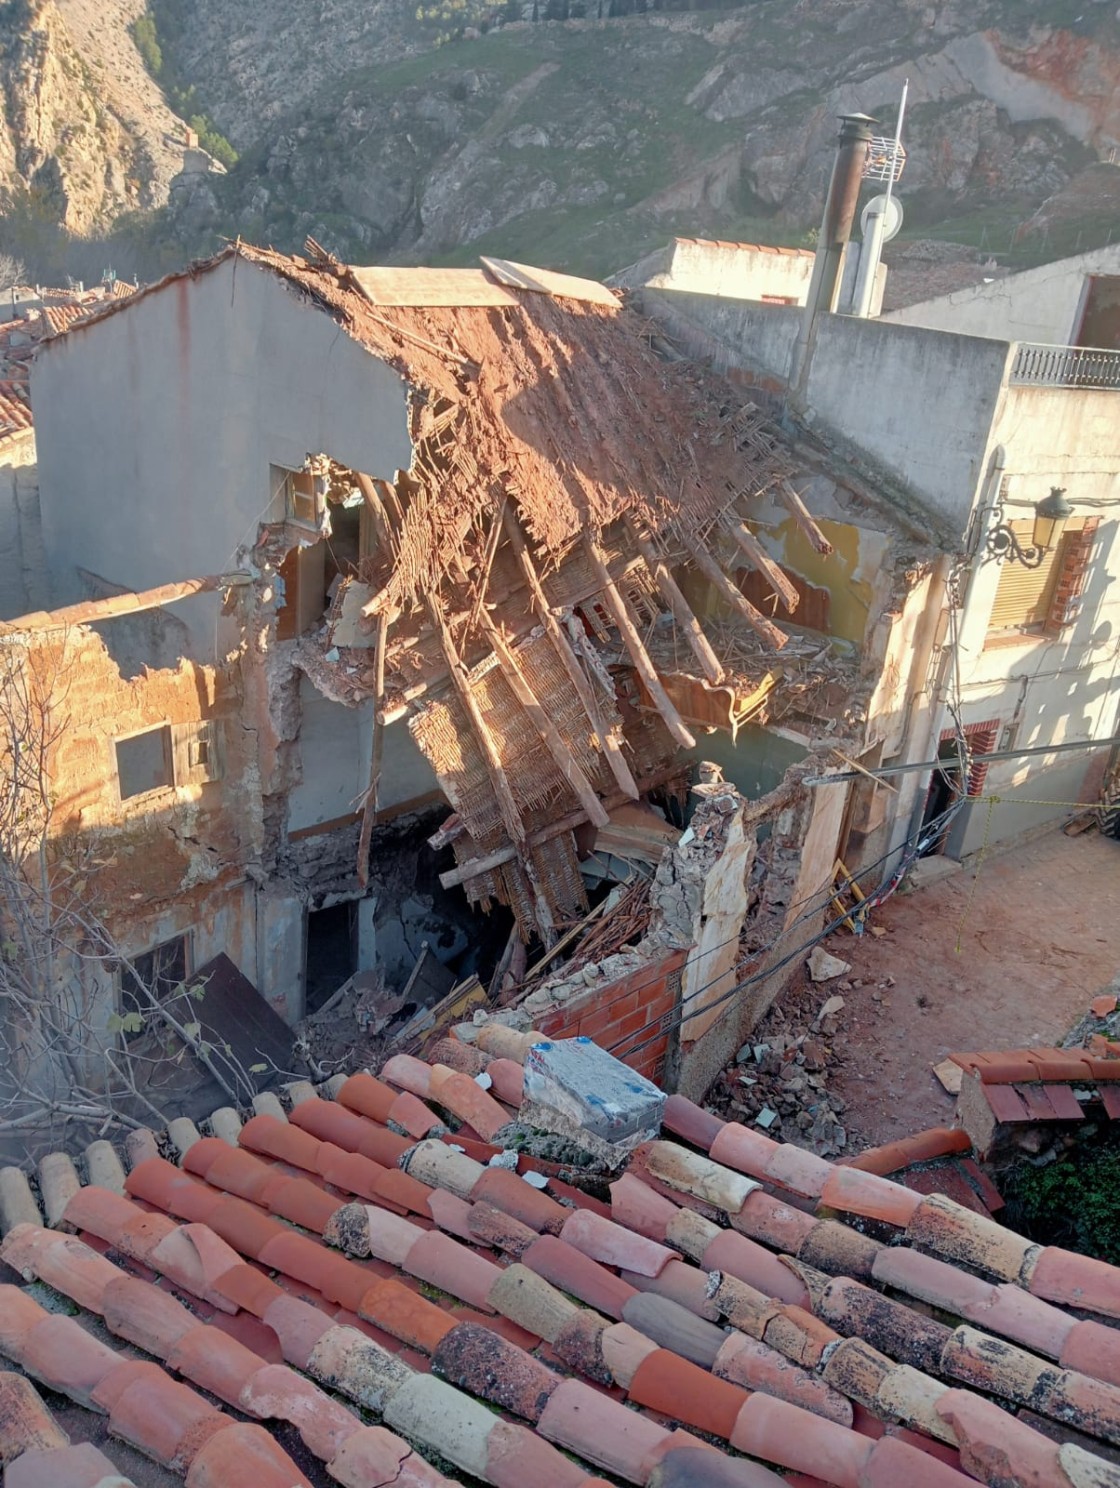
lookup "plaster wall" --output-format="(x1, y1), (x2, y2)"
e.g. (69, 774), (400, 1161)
(0, 432), (46, 620)
(638, 288), (801, 391)
(883, 244), (1120, 345)
(801, 316), (1013, 536)
(619, 240), (816, 303)
(32, 258), (411, 649)
(924, 384), (1120, 857)
(288, 680), (440, 833)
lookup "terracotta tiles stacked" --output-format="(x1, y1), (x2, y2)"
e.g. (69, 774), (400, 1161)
(951, 1040), (1120, 1124)
(0, 1368), (141, 1487)
(4, 1028), (1120, 1488)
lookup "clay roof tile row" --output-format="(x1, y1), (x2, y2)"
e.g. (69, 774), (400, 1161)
(8, 1033), (1120, 1488)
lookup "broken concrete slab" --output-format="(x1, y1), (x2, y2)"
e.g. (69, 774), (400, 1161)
(808, 948), (851, 983)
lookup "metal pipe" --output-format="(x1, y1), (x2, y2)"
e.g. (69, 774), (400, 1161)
(804, 733), (1120, 787)
(791, 113), (875, 390)
(853, 81), (908, 318)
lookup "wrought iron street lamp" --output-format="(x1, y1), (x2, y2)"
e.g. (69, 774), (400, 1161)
(983, 486), (1072, 568)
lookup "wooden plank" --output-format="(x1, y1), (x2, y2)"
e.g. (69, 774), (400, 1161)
(723, 515), (800, 613)
(503, 506), (639, 800)
(426, 595), (556, 944)
(351, 265), (520, 307)
(440, 760), (688, 890)
(479, 608), (610, 829)
(356, 610), (390, 889)
(585, 535), (696, 750)
(679, 532), (789, 651)
(779, 480), (833, 555)
(479, 256), (620, 308)
(354, 471), (391, 552)
(625, 518), (724, 684)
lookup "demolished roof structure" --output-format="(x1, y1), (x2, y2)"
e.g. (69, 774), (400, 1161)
(4, 1010), (1120, 1488)
(156, 243), (913, 945)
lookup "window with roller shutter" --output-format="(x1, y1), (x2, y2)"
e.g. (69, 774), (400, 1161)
(985, 518), (1097, 641)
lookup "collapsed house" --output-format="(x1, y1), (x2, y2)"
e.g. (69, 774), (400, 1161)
(0, 241), (938, 1127)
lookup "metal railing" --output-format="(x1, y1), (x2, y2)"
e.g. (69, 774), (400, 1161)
(1010, 341), (1120, 389)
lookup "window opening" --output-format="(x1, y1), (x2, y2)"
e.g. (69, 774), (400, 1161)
(115, 725), (173, 800)
(119, 934), (190, 1042)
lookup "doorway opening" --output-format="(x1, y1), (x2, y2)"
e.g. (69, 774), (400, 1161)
(920, 720), (999, 857)
(305, 902), (357, 1014)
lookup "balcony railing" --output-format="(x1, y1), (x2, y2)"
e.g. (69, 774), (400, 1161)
(1010, 341), (1120, 390)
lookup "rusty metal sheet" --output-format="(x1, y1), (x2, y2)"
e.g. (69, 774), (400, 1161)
(480, 257), (620, 307)
(351, 266), (519, 307)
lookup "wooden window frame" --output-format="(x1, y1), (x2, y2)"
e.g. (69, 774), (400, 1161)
(113, 723), (174, 803)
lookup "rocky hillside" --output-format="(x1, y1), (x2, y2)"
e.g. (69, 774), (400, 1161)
(0, 0), (182, 235)
(159, 0), (1120, 275)
(3, 0), (1120, 279)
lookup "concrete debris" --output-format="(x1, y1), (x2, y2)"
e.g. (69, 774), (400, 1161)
(807, 947), (851, 982)
(816, 995), (847, 1022)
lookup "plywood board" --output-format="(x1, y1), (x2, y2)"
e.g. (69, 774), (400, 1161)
(351, 266), (519, 307)
(480, 256), (620, 307)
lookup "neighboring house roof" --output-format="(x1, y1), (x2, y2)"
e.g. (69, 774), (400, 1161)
(0, 280), (139, 445)
(3, 1019), (1120, 1488)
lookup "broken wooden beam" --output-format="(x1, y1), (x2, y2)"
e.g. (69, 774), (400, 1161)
(503, 505), (639, 800)
(0, 574), (252, 634)
(356, 609), (390, 890)
(439, 762), (688, 890)
(478, 610), (610, 829)
(679, 532), (789, 651)
(354, 472), (392, 552)
(779, 479), (833, 555)
(584, 535), (696, 751)
(426, 595), (556, 945)
(723, 515), (800, 613)
(625, 517), (725, 685)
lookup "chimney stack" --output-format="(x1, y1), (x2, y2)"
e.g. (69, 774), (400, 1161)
(790, 113), (875, 394)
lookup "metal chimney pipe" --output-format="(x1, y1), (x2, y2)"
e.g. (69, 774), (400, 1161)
(790, 113), (875, 394)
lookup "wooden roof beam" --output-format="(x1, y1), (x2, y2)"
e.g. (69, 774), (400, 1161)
(503, 505), (639, 800)
(426, 594), (556, 944)
(356, 609), (390, 890)
(625, 517), (725, 685)
(585, 535), (696, 751)
(478, 608), (610, 830)
(779, 479), (833, 555)
(680, 532), (790, 652)
(723, 514), (800, 614)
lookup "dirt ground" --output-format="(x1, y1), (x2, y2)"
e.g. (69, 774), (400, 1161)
(783, 827), (1120, 1151)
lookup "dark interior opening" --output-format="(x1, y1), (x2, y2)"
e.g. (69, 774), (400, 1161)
(305, 902), (357, 1014)
(920, 738), (961, 856)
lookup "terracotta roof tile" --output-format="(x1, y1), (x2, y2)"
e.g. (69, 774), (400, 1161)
(469, 1167), (567, 1233)
(630, 1346), (748, 1438)
(1029, 1245), (1120, 1319)
(486, 1058), (525, 1107)
(538, 1375), (671, 1479)
(382, 1054), (435, 1096)
(846, 1128), (971, 1175)
(977, 1059), (1041, 1085)
(432, 1320), (559, 1420)
(166, 1323), (266, 1407)
(622, 1290), (727, 1368)
(2, 1226), (119, 1312)
(405, 1228), (501, 1311)
(148, 1224), (243, 1310)
(522, 1233), (638, 1319)
(982, 1082), (1033, 1123)
(1062, 1319), (1120, 1387)
(207, 1260), (284, 1317)
(0, 1372), (70, 1464)
(905, 1195), (1038, 1283)
(714, 1330), (853, 1425)
(5, 1440), (134, 1488)
(427, 1066), (511, 1141)
(389, 1090), (444, 1138)
(358, 1277), (458, 1353)
(560, 1207), (677, 1277)
(239, 1114), (323, 1170)
(204, 1195), (287, 1260)
(183, 1422), (313, 1488)
(484, 1415), (589, 1488)
(701, 1227), (810, 1306)
(336, 1072), (399, 1124)
(102, 1273), (197, 1355)
(125, 1157), (223, 1223)
(20, 1313), (121, 1407)
(622, 1256), (723, 1320)
(239, 1361), (362, 1460)
(731, 1392), (876, 1485)
(261, 1294), (336, 1368)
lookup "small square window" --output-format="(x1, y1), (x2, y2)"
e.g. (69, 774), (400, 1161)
(118, 934), (190, 1042)
(271, 464), (321, 528)
(115, 726), (173, 800)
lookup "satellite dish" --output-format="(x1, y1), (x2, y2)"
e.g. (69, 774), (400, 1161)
(861, 194), (904, 242)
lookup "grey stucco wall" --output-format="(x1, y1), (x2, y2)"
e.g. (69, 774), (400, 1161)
(32, 257), (412, 639)
(883, 244), (1120, 346)
(637, 288), (801, 387)
(801, 316), (1014, 536)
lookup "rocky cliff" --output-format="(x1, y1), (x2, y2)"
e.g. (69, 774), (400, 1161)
(159, 0), (1120, 274)
(4, 0), (1120, 275)
(0, 0), (182, 234)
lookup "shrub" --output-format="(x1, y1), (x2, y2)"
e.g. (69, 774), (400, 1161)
(1005, 1138), (1120, 1266)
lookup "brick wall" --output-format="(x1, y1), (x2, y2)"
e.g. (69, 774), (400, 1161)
(536, 949), (685, 1085)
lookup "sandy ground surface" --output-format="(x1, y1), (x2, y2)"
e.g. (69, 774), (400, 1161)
(789, 827), (1120, 1150)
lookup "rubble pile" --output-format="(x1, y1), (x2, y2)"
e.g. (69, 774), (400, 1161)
(707, 977), (852, 1158)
